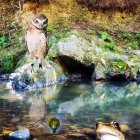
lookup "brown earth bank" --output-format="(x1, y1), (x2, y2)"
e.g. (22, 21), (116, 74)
(1, 0), (140, 34)
(77, 0), (140, 11)
(20, 0), (140, 32)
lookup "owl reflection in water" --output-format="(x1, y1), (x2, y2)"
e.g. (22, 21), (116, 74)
(25, 14), (49, 70)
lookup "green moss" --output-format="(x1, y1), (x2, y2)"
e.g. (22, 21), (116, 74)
(134, 33), (140, 40)
(121, 32), (133, 39)
(110, 60), (128, 74)
(0, 35), (10, 49)
(99, 31), (113, 42)
(0, 53), (14, 72)
(128, 41), (139, 50)
(48, 32), (67, 48)
(54, 33), (66, 40)
(0, 47), (26, 73)
(48, 25), (57, 33)
(105, 42), (117, 51)
(0, 31), (27, 73)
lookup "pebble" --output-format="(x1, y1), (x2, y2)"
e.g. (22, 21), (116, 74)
(9, 128), (30, 140)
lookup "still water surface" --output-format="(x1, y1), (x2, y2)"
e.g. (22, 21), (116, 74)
(0, 81), (140, 139)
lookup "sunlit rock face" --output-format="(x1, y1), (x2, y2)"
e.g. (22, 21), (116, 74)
(57, 33), (95, 78)
(55, 30), (140, 81)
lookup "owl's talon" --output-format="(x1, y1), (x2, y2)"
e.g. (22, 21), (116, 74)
(39, 63), (42, 69)
(31, 63), (34, 73)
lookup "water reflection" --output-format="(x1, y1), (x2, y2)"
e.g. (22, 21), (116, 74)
(0, 81), (140, 138)
(57, 82), (140, 128)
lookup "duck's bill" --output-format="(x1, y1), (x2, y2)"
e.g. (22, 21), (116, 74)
(100, 134), (120, 140)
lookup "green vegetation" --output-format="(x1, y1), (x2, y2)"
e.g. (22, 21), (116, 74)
(54, 33), (66, 40)
(94, 31), (140, 51)
(48, 33), (66, 48)
(48, 25), (57, 33)
(118, 32), (140, 50)
(134, 33), (140, 40)
(120, 32), (132, 39)
(98, 31), (116, 51)
(128, 41), (139, 50)
(0, 36), (10, 49)
(0, 47), (26, 73)
(1, 53), (15, 72)
(110, 60), (128, 74)
(105, 42), (117, 51)
(0, 33), (26, 73)
(99, 31), (113, 42)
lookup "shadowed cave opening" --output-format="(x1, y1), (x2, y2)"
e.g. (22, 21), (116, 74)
(58, 56), (95, 81)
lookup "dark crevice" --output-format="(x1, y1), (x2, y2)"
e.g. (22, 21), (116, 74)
(109, 74), (128, 81)
(58, 56), (95, 80)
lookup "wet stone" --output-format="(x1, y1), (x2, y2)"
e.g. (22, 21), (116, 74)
(9, 128), (30, 140)
(11, 117), (20, 123)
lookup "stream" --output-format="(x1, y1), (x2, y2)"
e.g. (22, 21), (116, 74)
(0, 80), (140, 140)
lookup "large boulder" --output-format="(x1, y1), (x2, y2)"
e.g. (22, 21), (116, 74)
(50, 30), (140, 81)
(7, 54), (67, 92)
(56, 32), (95, 78)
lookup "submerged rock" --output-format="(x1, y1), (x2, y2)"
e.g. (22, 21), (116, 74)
(0, 74), (9, 81)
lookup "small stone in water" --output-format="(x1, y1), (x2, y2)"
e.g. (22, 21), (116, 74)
(11, 117), (20, 123)
(2, 130), (13, 135)
(9, 128), (30, 140)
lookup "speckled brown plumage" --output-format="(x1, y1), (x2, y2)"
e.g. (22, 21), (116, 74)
(26, 14), (48, 68)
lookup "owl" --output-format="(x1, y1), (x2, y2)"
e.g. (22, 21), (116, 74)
(26, 14), (49, 69)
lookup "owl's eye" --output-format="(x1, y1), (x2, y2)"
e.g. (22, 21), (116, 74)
(43, 20), (48, 24)
(35, 19), (39, 24)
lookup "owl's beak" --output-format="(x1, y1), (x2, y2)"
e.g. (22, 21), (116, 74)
(39, 23), (47, 29)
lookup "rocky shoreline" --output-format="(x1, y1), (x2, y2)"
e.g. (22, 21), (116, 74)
(4, 30), (140, 91)
(2, 124), (139, 140)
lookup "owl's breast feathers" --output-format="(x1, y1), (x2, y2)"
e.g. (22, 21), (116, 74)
(26, 25), (48, 59)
